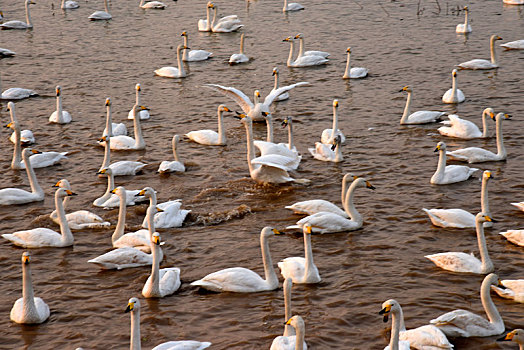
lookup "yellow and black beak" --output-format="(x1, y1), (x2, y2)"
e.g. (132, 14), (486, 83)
(53, 180), (61, 188)
(399, 86), (409, 92)
(497, 330), (515, 342)
(223, 106), (231, 112)
(31, 149), (42, 154)
(56, 87), (61, 96)
(137, 189), (146, 196)
(65, 190), (77, 196)
(379, 305), (391, 323)
(105, 98), (111, 106)
(282, 37), (292, 42)
(156, 207), (164, 213)
(5, 122), (13, 128)
(22, 254), (30, 264)
(434, 144), (441, 152)
(484, 215), (497, 223)
(272, 228), (282, 235)
(125, 302), (134, 313)
(110, 188), (117, 194)
(366, 181), (376, 190)
(346, 47), (351, 53)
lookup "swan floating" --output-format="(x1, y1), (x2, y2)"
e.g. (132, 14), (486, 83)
(503, 0), (524, 4)
(158, 135), (186, 173)
(10, 252), (50, 324)
(229, 33), (249, 65)
(98, 136), (147, 176)
(321, 99), (346, 144)
(185, 105), (231, 146)
(379, 300), (410, 350)
(399, 86), (445, 124)
(342, 47), (368, 79)
(127, 84), (150, 120)
(430, 273), (505, 337)
(139, 0), (166, 9)
(271, 315), (308, 350)
(456, 6), (471, 33)
(278, 224), (320, 284)
(61, 0), (79, 9)
(181, 31), (212, 62)
(191, 227), (282, 292)
(0, 48), (16, 57)
(498, 329), (524, 348)
(0, 148), (44, 205)
(309, 134), (343, 162)
(499, 229), (524, 247)
(511, 202), (524, 212)
(106, 104), (146, 150)
(155, 45), (188, 78)
(7, 98), (34, 145)
(272, 68), (290, 101)
(1, 74), (38, 100)
(283, 0), (304, 12)
(0, 0), (34, 29)
(208, 2), (243, 32)
(49, 86), (72, 124)
(88, 0), (112, 20)
(93, 168), (146, 208)
(442, 69), (465, 104)
(430, 141), (478, 185)
(101, 97), (127, 137)
(438, 108), (494, 139)
(501, 39), (524, 50)
(458, 35), (503, 70)
(491, 279), (524, 303)
(139, 187), (190, 229)
(295, 33), (329, 59)
(283, 37), (328, 67)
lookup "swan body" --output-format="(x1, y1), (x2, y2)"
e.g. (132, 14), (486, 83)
(458, 35), (503, 69)
(499, 230), (524, 247)
(10, 252), (50, 324)
(208, 3), (243, 32)
(197, 2), (214, 31)
(278, 224), (320, 284)
(181, 31), (212, 62)
(272, 67), (289, 101)
(229, 33), (248, 64)
(139, 0), (166, 9)
(342, 47), (368, 79)
(155, 45), (188, 78)
(309, 135), (343, 162)
(49, 86), (72, 124)
(438, 108), (494, 139)
(430, 141), (478, 185)
(0, 0), (34, 29)
(399, 86), (444, 124)
(88, 246), (157, 270)
(491, 280), (524, 303)
(512, 202), (524, 212)
(3, 188), (75, 248)
(191, 227), (281, 292)
(498, 329), (524, 349)
(320, 100), (346, 144)
(158, 135), (185, 173)
(108, 104), (146, 150)
(425, 213), (494, 274)
(271, 316), (307, 350)
(139, 187), (190, 229)
(442, 69), (465, 103)
(503, 0), (524, 3)
(0, 148), (44, 205)
(93, 168), (146, 208)
(10, 129), (34, 145)
(430, 273), (505, 337)
(127, 84), (150, 120)
(101, 98), (127, 137)
(1, 87), (38, 100)
(295, 33), (329, 59)
(456, 6), (471, 33)
(283, 37), (328, 67)
(185, 105), (230, 146)
(501, 40), (524, 50)
(283, 0), (304, 12)
(88, 0), (112, 20)
(61, 0), (79, 9)
(0, 48), (16, 57)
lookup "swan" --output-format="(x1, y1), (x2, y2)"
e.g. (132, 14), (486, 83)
(286, 173), (353, 218)
(342, 47), (368, 79)
(88, 0), (112, 20)
(279, 116), (299, 153)
(379, 299), (453, 350)
(197, 2), (214, 32)
(491, 280), (524, 303)
(430, 141), (478, 185)
(0, 48), (16, 57)
(446, 113), (510, 163)
(423, 170), (493, 228)
(158, 135), (186, 173)
(7, 98), (34, 144)
(271, 316), (308, 350)
(442, 69), (465, 104)
(142, 232), (181, 298)
(240, 114), (310, 185)
(185, 105), (231, 146)
(399, 86), (445, 124)
(190, 227), (282, 292)
(438, 108), (495, 139)
(321, 99), (346, 144)
(503, 0), (524, 4)
(0, 148), (44, 205)
(125, 297), (211, 349)
(286, 176), (376, 233)
(51, 179), (110, 230)
(430, 273), (505, 337)
(49, 86), (72, 124)
(98, 135), (147, 176)
(499, 230), (524, 247)
(283, 37), (329, 67)
(93, 169), (146, 208)
(10, 252), (50, 324)
(107, 104), (146, 150)
(425, 213), (495, 274)
(0, 74), (38, 100)
(511, 202), (524, 212)
(61, 0), (79, 9)
(501, 40), (524, 50)
(3, 188), (75, 248)
(294, 33), (329, 59)
(0, 0), (34, 29)
(283, 0), (304, 12)
(498, 329), (524, 349)
(127, 84), (150, 120)
(229, 33), (249, 64)
(309, 134), (343, 162)
(101, 97), (127, 137)
(139, 187), (190, 229)
(272, 68), (290, 101)
(182, 31), (212, 62)
(379, 301), (410, 350)
(278, 224), (320, 284)
(456, 6), (471, 33)
(208, 3), (243, 33)
(139, 0), (166, 9)
(154, 45), (188, 78)
(205, 81), (309, 122)
(458, 35), (503, 70)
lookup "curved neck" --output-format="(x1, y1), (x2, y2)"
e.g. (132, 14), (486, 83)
(480, 277), (503, 328)
(135, 88), (141, 106)
(182, 36), (189, 61)
(111, 191), (127, 243)
(294, 320), (305, 350)
(265, 116), (274, 143)
(344, 180), (363, 223)
(481, 110), (490, 138)
(260, 232), (278, 289)
(176, 46), (185, 77)
(476, 218), (493, 273)
(22, 261), (37, 318)
(22, 151), (43, 196)
(400, 91), (412, 124)
(480, 176), (490, 216)
(25, 1), (32, 27)
(494, 116), (506, 158)
(283, 279), (294, 337)
(11, 122), (22, 169)
(341, 175), (350, 212)
(435, 148), (447, 180)
(287, 41), (295, 66)
(451, 74), (457, 101)
(211, 6), (217, 29)
(239, 34), (245, 54)
(130, 308), (141, 350)
(490, 37), (497, 65)
(389, 309), (402, 350)
(55, 192), (73, 245)
(217, 109), (226, 145)
(172, 137), (180, 162)
(243, 120), (256, 174)
(56, 93), (64, 123)
(343, 52), (351, 79)
(132, 107), (145, 149)
(331, 105), (339, 141)
(286, 120), (294, 150)
(297, 37), (305, 58)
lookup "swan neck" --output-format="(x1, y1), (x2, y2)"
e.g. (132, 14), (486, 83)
(476, 218), (493, 273)
(130, 307), (141, 350)
(341, 176), (349, 212)
(211, 6), (217, 29)
(481, 110), (489, 138)
(112, 191), (127, 243)
(55, 191), (73, 245)
(182, 35), (189, 61)
(149, 242), (161, 295)
(206, 5), (211, 31)
(344, 180), (363, 223)
(480, 277), (503, 328)
(273, 72), (279, 90)
(464, 10), (469, 26)
(243, 120), (256, 174)
(451, 74), (457, 100)
(490, 36), (497, 65)
(303, 232), (315, 280)
(294, 321), (305, 350)
(57, 93), (64, 123)
(389, 309), (402, 350)
(172, 137), (180, 162)
(287, 119), (294, 150)
(400, 91), (412, 124)
(177, 46), (186, 77)
(217, 109), (226, 145)
(266, 116), (274, 143)
(22, 260), (37, 317)
(132, 106), (145, 149)
(480, 176), (490, 216)
(239, 34), (245, 54)
(104, 0), (109, 13)
(287, 40), (295, 67)
(495, 116), (505, 158)
(23, 150), (43, 196)
(260, 231), (278, 289)
(25, 0), (32, 27)
(101, 136), (111, 171)
(343, 52), (351, 79)
(331, 105), (339, 142)
(297, 37), (305, 58)
(11, 120), (22, 169)
(283, 279), (294, 337)
(435, 148), (447, 180)
(334, 142), (343, 162)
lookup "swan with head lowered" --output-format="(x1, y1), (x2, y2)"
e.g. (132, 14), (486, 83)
(154, 45), (189, 78)
(229, 33), (249, 65)
(321, 99), (345, 144)
(283, 0), (304, 12)
(458, 35), (503, 69)
(456, 6), (471, 33)
(342, 47), (368, 79)
(139, 187), (190, 229)
(101, 97), (127, 137)
(158, 135), (185, 173)
(498, 329), (524, 349)
(191, 227), (282, 292)
(139, 0), (166, 9)
(283, 37), (329, 67)
(0, 74), (38, 100)
(430, 141), (478, 185)
(438, 108), (495, 139)
(491, 279), (524, 303)
(49, 86), (72, 124)
(0, 148), (43, 205)
(106, 104), (146, 150)
(430, 273), (505, 337)
(88, 0), (112, 20)
(278, 224), (320, 284)
(309, 134), (343, 162)
(127, 84), (150, 120)
(0, 0), (34, 29)
(205, 81), (309, 122)
(442, 69), (465, 103)
(182, 31), (213, 62)
(399, 86), (445, 124)
(61, 0), (79, 9)
(271, 315), (308, 350)
(185, 105), (231, 146)
(93, 168), (146, 208)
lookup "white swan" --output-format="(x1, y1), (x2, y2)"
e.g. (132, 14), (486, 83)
(442, 69), (465, 103)
(503, 0), (524, 4)
(399, 86), (445, 124)
(205, 81), (309, 122)
(283, 37), (329, 67)
(287, 176), (376, 233)
(185, 105), (230, 146)
(511, 202), (524, 212)
(127, 84), (150, 120)
(191, 227), (281, 292)
(0, 0), (34, 29)
(379, 301), (410, 350)
(0, 148), (43, 205)
(101, 97), (127, 137)
(283, 0), (304, 12)
(93, 169), (146, 208)
(0, 48), (16, 57)
(342, 47), (368, 79)
(309, 134), (343, 162)
(498, 329), (524, 349)
(154, 45), (188, 78)
(456, 6), (471, 33)
(181, 31), (212, 62)
(107, 104), (146, 150)
(499, 229), (524, 247)
(430, 141), (478, 185)
(139, 187), (190, 229)
(6, 98), (34, 144)
(271, 315), (308, 350)
(446, 113), (510, 163)
(207, 3), (243, 32)
(88, 0), (112, 20)
(61, 0), (79, 9)
(125, 298), (211, 349)
(423, 170), (493, 228)
(1, 74), (38, 100)
(10, 252), (50, 324)
(278, 224), (320, 284)
(501, 40), (524, 50)
(379, 299), (453, 350)
(139, 0), (166, 9)
(229, 33), (249, 64)
(158, 135), (186, 173)
(197, 2), (214, 32)
(142, 232), (181, 298)
(51, 179), (110, 230)
(3, 188), (75, 248)
(295, 33), (329, 59)
(272, 67), (289, 101)
(438, 108), (495, 139)
(98, 135), (147, 176)
(49, 86), (72, 124)
(458, 35), (503, 70)
(321, 99), (346, 144)
(491, 280), (524, 303)
(279, 116), (299, 153)
(430, 273), (505, 337)
(425, 213), (495, 274)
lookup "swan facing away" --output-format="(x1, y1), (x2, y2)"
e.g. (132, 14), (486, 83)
(491, 280), (524, 303)
(0, 148), (44, 205)
(342, 47), (368, 79)
(283, 37), (329, 67)
(10, 252), (50, 324)
(49, 86), (72, 124)
(229, 33), (249, 65)
(456, 6), (471, 34)
(88, 0), (112, 20)
(271, 315), (308, 350)
(442, 69), (465, 104)
(181, 31), (212, 62)
(438, 108), (495, 139)
(399, 86), (445, 124)
(127, 84), (150, 120)
(185, 105), (231, 146)
(278, 224), (320, 284)
(191, 227), (282, 292)
(155, 45), (188, 78)
(125, 298), (211, 349)
(501, 40), (524, 50)
(458, 35), (503, 70)
(139, 0), (166, 9)
(0, 0), (34, 29)
(61, 0), (79, 9)
(158, 135), (185, 173)
(498, 329), (524, 348)
(430, 273), (505, 337)
(499, 230), (524, 247)
(430, 141), (479, 185)
(283, 0), (304, 12)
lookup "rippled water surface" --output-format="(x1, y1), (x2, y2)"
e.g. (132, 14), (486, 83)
(1, 0), (523, 349)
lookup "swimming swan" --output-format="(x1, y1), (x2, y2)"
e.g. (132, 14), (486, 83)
(309, 134), (343, 162)
(197, 2), (214, 31)
(438, 108), (495, 139)
(501, 40), (524, 50)
(283, 0), (304, 12)
(442, 69), (465, 103)
(61, 0), (79, 9)
(271, 315), (308, 350)
(283, 37), (328, 67)
(190, 227), (282, 292)
(127, 84), (150, 120)
(0, 148), (44, 205)
(158, 135), (186, 173)
(93, 169), (146, 208)
(321, 100), (346, 144)
(208, 3), (243, 32)
(181, 31), (212, 62)
(10, 252), (50, 324)
(294, 33), (329, 59)
(139, 187), (190, 229)
(430, 273), (505, 337)
(342, 47), (368, 79)
(229, 33), (249, 64)
(458, 35), (503, 70)
(3, 188), (75, 248)
(379, 300), (410, 350)
(139, 0), (166, 9)
(499, 230), (524, 247)
(0, 0), (34, 29)
(154, 45), (188, 78)
(185, 105), (231, 146)
(101, 97), (127, 137)
(425, 213), (495, 274)
(0, 74), (38, 100)
(49, 86), (72, 124)
(98, 135), (147, 176)
(511, 202), (524, 212)
(491, 280), (524, 303)
(272, 67), (290, 101)
(503, 0), (524, 4)
(399, 86), (445, 124)
(498, 329), (524, 349)
(456, 6), (471, 34)
(278, 224), (320, 284)
(88, 0), (112, 20)
(430, 141), (478, 185)
(7, 99), (34, 144)
(107, 104), (146, 150)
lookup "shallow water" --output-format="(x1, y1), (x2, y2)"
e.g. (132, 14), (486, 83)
(0, 0), (523, 349)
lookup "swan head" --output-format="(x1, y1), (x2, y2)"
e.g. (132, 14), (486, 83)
(261, 111), (272, 120)
(302, 223), (312, 234)
(98, 135), (109, 143)
(491, 35), (503, 42)
(7, 101), (16, 112)
(346, 47), (351, 53)
(281, 116), (292, 127)
(97, 167), (112, 176)
(207, 2), (215, 8)
(282, 36), (294, 42)
(483, 107), (495, 118)
(53, 179), (72, 190)
(482, 170), (494, 181)
(105, 98), (111, 107)
(151, 232), (165, 246)
(363, 179), (376, 190)
(255, 90), (261, 98)
(218, 104), (231, 113)
(400, 86), (411, 93)
(294, 33), (303, 39)
(285, 315), (304, 329)
(135, 83), (141, 92)
(5, 120), (16, 129)
(110, 186), (126, 195)
(262, 227), (282, 238)
(26, 0), (36, 5)
(55, 86), (61, 96)
(56, 187), (77, 199)
(125, 297), (140, 313)
(137, 187), (155, 198)
(463, 6), (468, 11)
(434, 141), (446, 152)
(492, 112), (511, 122)
(330, 134), (342, 151)
(379, 299), (400, 323)
(452, 69), (458, 78)
(22, 252), (31, 265)
(475, 212), (496, 224)
(181, 31), (188, 37)
(333, 99), (339, 108)
(272, 67), (279, 76)
(22, 148), (42, 158)
(498, 329), (524, 344)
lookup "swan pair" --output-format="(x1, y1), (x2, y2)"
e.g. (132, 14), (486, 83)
(0, 148), (43, 205)
(155, 45), (189, 78)
(0, 74), (38, 100)
(93, 168), (147, 208)
(342, 47), (368, 79)
(283, 37), (329, 67)
(198, 2), (243, 32)
(49, 86), (72, 124)
(127, 83), (150, 120)
(139, 187), (190, 229)
(229, 33), (249, 64)
(457, 35), (503, 70)
(185, 105), (231, 146)
(139, 0), (166, 9)
(430, 141), (478, 185)
(438, 108), (495, 139)
(181, 31), (213, 62)
(0, 0), (34, 29)
(158, 135), (186, 172)
(456, 6), (471, 33)
(442, 69), (465, 103)
(88, 0), (112, 20)
(399, 86), (445, 124)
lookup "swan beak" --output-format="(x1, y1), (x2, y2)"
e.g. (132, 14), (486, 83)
(504, 114), (512, 120)
(282, 37), (292, 42)
(98, 136), (108, 142)
(486, 171), (494, 180)
(346, 47), (351, 53)
(52, 180), (61, 187)
(22, 254), (30, 264)
(399, 86), (409, 92)
(366, 181), (376, 190)
(65, 190), (77, 196)
(5, 122), (13, 128)
(223, 107), (231, 112)
(137, 189), (146, 196)
(156, 207), (164, 212)
(105, 98), (111, 106)
(294, 33), (302, 39)
(497, 279), (507, 289)
(484, 215), (497, 223)
(498, 331), (515, 341)
(139, 105), (150, 111)
(304, 225), (312, 234)
(379, 306), (391, 322)
(272, 228), (282, 235)
(153, 235), (161, 245)
(284, 318), (293, 325)
(181, 31), (187, 36)
(281, 120), (288, 127)
(236, 112), (247, 119)
(56, 87), (61, 96)
(183, 46), (190, 50)
(496, 36), (503, 40)
(434, 145), (441, 152)
(110, 188), (117, 194)
(125, 302), (134, 313)
(31, 149), (42, 154)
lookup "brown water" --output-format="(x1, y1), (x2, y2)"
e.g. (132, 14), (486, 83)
(1, 0), (523, 349)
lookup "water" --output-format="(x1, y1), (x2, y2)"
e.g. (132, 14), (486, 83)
(0, 0), (523, 348)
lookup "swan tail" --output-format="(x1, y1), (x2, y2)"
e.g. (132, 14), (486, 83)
(292, 178), (311, 185)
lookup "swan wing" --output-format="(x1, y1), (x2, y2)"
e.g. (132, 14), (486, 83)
(278, 257), (306, 282)
(320, 129), (346, 144)
(204, 84), (253, 113)
(309, 142), (335, 161)
(2, 228), (64, 248)
(400, 325), (454, 349)
(292, 212), (360, 233)
(292, 55), (329, 67)
(431, 309), (502, 337)
(229, 53), (249, 64)
(158, 268), (182, 296)
(188, 49), (213, 61)
(511, 202), (524, 211)
(439, 115), (481, 139)
(24, 151), (68, 168)
(109, 135), (136, 150)
(263, 82), (309, 106)
(88, 247), (152, 270)
(0, 188), (43, 205)
(185, 130), (220, 145)
(501, 40), (524, 50)
(407, 111), (444, 124)
(190, 267), (268, 292)
(1, 88), (38, 100)
(425, 252), (482, 273)
(458, 59), (497, 70)
(285, 200), (348, 217)
(499, 230), (524, 246)
(251, 154), (294, 171)
(422, 208), (475, 228)
(154, 67), (181, 78)
(439, 165), (479, 183)
(153, 208), (191, 228)
(64, 210), (110, 230)
(158, 160), (185, 173)
(113, 230), (150, 252)
(151, 340), (211, 350)
(447, 147), (498, 163)
(109, 161), (147, 176)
